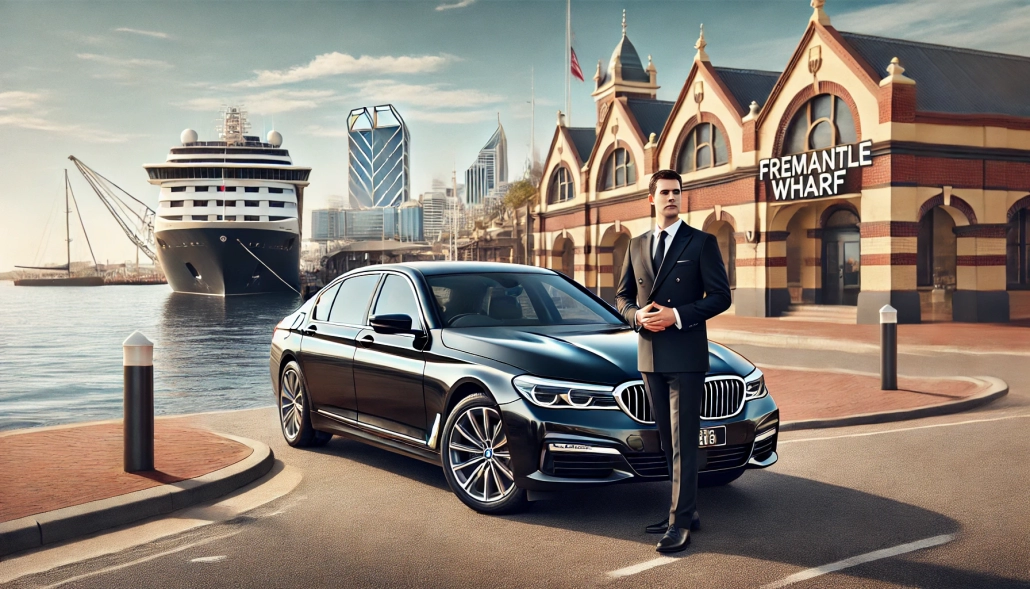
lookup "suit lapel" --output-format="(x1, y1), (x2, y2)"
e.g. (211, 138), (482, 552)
(638, 233), (656, 285)
(649, 223), (694, 298)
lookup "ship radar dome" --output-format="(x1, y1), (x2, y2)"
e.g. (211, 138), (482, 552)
(180, 129), (198, 145)
(267, 130), (283, 147)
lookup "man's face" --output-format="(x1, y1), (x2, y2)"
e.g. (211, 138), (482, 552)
(648, 178), (682, 220)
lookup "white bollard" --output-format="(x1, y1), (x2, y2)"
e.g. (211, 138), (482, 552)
(123, 331), (154, 472)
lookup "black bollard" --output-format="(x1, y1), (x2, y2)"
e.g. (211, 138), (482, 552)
(880, 305), (897, 391)
(123, 331), (154, 472)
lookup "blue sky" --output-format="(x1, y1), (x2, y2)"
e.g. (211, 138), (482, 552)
(2, 0), (1029, 271)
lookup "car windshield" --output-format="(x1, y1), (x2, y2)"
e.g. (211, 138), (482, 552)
(426, 272), (626, 328)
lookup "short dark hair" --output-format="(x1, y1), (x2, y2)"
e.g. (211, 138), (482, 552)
(649, 169), (682, 196)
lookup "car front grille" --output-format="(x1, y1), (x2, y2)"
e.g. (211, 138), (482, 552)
(625, 452), (668, 477)
(702, 376), (745, 420)
(615, 377), (747, 423)
(548, 454), (620, 478)
(624, 442), (755, 476)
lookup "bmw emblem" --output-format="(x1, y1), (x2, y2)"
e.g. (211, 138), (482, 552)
(220, 235), (227, 242)
(484, 448), (493, 459)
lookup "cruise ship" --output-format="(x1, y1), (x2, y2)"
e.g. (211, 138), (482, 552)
(143, 107), (311, 295)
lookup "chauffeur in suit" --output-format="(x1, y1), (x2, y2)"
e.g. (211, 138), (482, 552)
(616, 169), (732, 553)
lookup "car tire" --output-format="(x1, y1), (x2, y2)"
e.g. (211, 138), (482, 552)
(441, 393), (527, 514)
(699, 469), (744, 487)
(278, 360), (332, 448)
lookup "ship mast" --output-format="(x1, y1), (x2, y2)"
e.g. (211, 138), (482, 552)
(65, 170), (71, 277)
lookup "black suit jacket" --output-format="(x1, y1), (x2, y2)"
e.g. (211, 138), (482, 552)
(615, 222), (732, 373)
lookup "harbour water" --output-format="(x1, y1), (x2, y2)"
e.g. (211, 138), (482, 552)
(0, 280), (302, 431)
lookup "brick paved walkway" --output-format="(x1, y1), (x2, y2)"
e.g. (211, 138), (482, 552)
(764, 366), (982, 422)
(710, 315), (1030, 353)
(0, 422), (252, 523)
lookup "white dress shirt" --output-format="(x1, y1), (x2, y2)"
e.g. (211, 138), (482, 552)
(650, 219), (683, 330)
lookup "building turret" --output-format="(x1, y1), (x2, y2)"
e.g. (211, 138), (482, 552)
(591, 9), (660, 124)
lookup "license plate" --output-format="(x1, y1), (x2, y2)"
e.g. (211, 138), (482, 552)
(699, 426), (726, 448)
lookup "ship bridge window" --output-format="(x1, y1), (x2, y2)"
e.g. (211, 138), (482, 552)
(169, 201), (184, 208)
(192, 215), (209, 221)
(224, 200), (237, 207)
(161, 215), (183, 221)
(218, 186), (237, 192)
(245, 200), (259, 207)
(146, 168), (311, 182)
(245, 215), (261, 221)
(216, 200), (224, 206)
(269, 187), (284, 194)
(194, 186), (210, 192)
(225, 216), (237, 221)
(270, 201), (286, 208)
(193, 200), (209, 207)
(171, 186), (187, 193)
(269, 216), (291, 221)
(245, 187), (259, 193)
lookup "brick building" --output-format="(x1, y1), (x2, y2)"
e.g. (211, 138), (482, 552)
(534, 1), (1030, 323)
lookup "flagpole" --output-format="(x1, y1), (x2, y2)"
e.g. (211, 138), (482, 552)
(565, 0), (571, 125)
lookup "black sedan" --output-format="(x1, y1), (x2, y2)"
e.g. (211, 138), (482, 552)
(270, 262), (778, 514)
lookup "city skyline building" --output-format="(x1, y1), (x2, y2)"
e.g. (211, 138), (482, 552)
(348, 104), (411, 209)
(464, 119), (508, 205)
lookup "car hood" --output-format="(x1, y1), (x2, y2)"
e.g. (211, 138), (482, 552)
(440, 325), (754, 385)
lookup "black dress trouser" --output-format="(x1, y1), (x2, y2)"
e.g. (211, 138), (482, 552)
(643, 371), (705, 528)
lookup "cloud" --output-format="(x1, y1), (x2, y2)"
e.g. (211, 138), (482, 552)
(115, 27), (172, 40)
(234, 52), (454, 87)
(351, 79), (503, 109)
(181, 89), (338, 115)
(0, 91), (136, 143)
(436, 0), (476, 11)
(76, 53), (173, 68)
(834, 0), (1030, 55)
(402, 109), (497, 124)
(304, 124), (350, 138)
(0, 91), (44, 111)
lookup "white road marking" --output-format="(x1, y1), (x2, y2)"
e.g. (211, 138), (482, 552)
(780, 413), (1030, 445)
(606, 555), (679, 578)
(40, 532), (238, 589)
(758, 534), (956, 589)
(190, 555), (227, 563)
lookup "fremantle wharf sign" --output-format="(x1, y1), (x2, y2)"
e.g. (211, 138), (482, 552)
(759, 139), (873, 202)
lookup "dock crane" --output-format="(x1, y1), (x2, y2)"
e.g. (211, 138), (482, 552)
(68, 156), (158, 263)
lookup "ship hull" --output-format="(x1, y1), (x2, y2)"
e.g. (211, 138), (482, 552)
(155, 227), (299, 296)
(14, 276), (105, 287)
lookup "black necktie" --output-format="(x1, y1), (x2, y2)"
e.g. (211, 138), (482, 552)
(652, 230), (667, 274)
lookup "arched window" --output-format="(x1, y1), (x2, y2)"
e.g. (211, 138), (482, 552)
(784, 94), (857, 154)
(548, 166), (574, 204)
(601, 147), (636, 191)
(677, 122), (728, 173)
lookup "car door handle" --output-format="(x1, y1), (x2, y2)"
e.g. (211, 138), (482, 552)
(304, 325), (318, 335)
(359, 334), (375, 347)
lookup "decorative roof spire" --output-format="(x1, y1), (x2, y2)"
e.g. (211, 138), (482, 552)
(810, 0), (831, 26)
(694, 24), (710, 62)
(622, 9), (627, 37)
(557, 110), (566, 127)
(879, 56), (915, 86)
(743, 100), (760, 122)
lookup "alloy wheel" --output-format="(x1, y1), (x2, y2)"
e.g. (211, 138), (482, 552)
(280, 367), (303, 440)
(447, 406), (515, 503)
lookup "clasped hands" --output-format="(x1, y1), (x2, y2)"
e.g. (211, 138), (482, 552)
(634, 302), (676, 332)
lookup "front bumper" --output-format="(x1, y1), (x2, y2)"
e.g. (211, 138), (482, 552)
(498, 394), (779, 492)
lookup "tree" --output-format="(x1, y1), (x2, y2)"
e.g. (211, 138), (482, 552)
(502, 179), (538, 265)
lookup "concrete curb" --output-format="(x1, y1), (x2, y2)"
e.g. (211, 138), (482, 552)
(708, 329), (1030, 358)
(780, 376), (1009, 432)
(0, 432), (273, 558)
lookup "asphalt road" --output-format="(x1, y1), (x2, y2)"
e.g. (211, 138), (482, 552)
(5, 345), (1029, 589)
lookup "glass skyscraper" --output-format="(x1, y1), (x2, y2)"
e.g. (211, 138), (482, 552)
(348, 105), (411, 208)
(464, 120), (507, 205)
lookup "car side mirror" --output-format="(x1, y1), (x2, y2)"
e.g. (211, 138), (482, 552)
(370, 313), (414, 335)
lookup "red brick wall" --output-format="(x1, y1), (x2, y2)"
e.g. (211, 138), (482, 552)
(597, 198), (651, 224)
(686, 177), (756, 210)
(878, 83), (916, 124)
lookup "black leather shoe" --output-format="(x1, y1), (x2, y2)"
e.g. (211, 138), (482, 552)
(656, 525), (690, 553)
(645, 511), (700, 534)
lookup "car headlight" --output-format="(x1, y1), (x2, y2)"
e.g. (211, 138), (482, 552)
(744, 369), (767, 400)
(512, 375), (619, 409)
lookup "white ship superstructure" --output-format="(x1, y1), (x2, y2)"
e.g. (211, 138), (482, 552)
(143, 107), (312, 295)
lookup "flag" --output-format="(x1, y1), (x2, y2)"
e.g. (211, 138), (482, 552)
(570, 47), (585, 82)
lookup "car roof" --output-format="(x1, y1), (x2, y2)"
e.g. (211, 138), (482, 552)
(352, 261), (557, 278)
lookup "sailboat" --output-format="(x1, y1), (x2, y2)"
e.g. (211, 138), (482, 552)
(15, 170), (105, 287)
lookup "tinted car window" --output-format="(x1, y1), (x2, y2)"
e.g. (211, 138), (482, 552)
(311, 282), (341, 322)
(371, 275), (421, 324)
(426, 272), (624, 327)
(328, 274), (380, 325)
